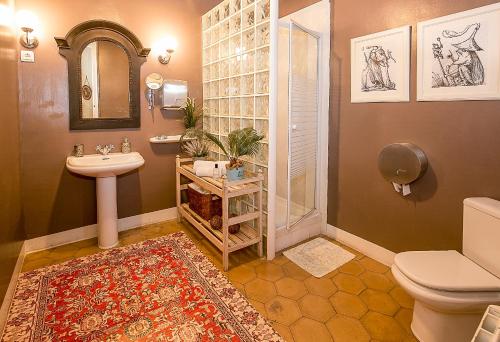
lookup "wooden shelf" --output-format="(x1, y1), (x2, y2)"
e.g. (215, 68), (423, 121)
(176, 156), (264, 270)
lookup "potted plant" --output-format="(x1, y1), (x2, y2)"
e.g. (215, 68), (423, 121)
(180, 128), (210, 161)
(182, 97), (202, 130)
(206, 128), (264, 181)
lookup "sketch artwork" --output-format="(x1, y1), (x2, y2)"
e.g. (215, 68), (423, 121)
(351, 26), (410, 103)
(417, 3), (500, 101)
(361, 45), (397, 92)
(431, 23), (484, 88)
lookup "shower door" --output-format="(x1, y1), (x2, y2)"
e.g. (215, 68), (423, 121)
(286, 21), (319, 229)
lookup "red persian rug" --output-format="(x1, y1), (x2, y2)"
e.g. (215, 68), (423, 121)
(2, 232), (283, 341)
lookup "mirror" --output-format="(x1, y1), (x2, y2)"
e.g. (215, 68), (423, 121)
(55, 20), (150, 130)
(145, 73), (164, 110)
(81, 41), (130, 119)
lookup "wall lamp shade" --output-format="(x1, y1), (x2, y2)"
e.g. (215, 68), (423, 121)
(155, 36), (177, 64)
(0, 5), (14, 27)
(16, 10), (39, 48)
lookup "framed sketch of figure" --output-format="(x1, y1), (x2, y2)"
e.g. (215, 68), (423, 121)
(417, 2), (500, 101)
(351, 26), (411, 103)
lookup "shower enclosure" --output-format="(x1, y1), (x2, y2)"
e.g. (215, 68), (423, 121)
(202, 0), (330, 259)
(276, 21), (319, 230)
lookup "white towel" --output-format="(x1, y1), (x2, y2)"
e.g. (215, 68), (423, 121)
(193, 160), (227, 176)
(193, 160), (215, 171)
(195, 166), (214, 177)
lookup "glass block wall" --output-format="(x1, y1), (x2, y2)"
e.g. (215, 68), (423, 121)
(202, 0), (270, 233)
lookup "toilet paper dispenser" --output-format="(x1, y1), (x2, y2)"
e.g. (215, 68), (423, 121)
(378, 143), (428, 196)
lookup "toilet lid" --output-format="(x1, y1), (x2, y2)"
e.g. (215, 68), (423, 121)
(394, 250), (500, 292)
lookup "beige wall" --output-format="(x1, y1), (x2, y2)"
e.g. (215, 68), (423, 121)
(328, 0), (500, 252)
(0, 0), (24, 303)
(17, 0), (220, 239)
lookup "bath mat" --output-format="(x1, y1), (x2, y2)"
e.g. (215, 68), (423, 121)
(283, 237), (355, 278)
(2, 232), (283, 341)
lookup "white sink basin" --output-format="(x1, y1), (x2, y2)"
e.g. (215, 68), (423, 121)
(66, 152), (144, 178)
(66, 152), (145, 249)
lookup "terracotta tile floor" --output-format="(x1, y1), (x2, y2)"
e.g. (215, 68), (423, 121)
(23, 220), (417, 342)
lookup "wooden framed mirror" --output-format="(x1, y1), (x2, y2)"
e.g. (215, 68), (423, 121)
(55, 20), (150, 130)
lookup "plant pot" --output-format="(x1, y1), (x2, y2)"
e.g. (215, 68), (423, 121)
(226, 166), (244, 181)
(193, 156), (208, 162)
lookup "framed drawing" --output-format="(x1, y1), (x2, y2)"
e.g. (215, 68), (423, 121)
(351, 26), (411, 103)
(417, 3), (500, 101)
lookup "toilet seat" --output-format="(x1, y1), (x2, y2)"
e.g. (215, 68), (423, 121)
(394, 250), (500, 292)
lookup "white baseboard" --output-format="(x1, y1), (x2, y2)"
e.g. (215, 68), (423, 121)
(325, 224), (395, 266)
(25, 207), (177, 253)
(0, 242), (26, 336)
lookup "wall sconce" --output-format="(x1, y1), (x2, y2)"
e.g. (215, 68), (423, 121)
(157, 37), (177, 65)
(16, 10), (39, 49)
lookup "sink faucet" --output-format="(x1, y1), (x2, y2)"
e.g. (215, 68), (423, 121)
(96, 144), (115, 155)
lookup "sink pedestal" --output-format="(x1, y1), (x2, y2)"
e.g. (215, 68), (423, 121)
(96, 176), (119, 249)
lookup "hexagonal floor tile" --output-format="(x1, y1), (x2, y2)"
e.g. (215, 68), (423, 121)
(275, 277), (308, 300)
(304, 277), (337, 297)
(359, 271), (394, 292)
(329, 292), (367, 318)
(265, 296), (302, 325)
(359, 257), (388, 273)
(332, 273), (366, 295)
(282, 262), (310, 281)
(299, 294), (335, 322)
(361, 311), (406, 342)
(326, 315), (370, 342)
(244, 278), (277, 303)
(227, 265), (257, 284)
(255, 263), (285, 282)
(338, 260), (365, 276)
(390, 286), (414, 309)
(272, 322), (294, 342)
(291, 318), (333, 342)
(360, 289), (400, 316)
(248, 299), (268, 318)
(395, 308), (414, 334)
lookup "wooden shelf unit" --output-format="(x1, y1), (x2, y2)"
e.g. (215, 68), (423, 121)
(176, 156), (264, 271)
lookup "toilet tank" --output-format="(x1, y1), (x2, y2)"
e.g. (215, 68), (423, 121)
(463, 198), (500, 278)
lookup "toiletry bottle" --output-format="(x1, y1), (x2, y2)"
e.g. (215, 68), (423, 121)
(213, 164), (220, 178)
(73, 144), (84, 157)
(121, 137), (131, 153)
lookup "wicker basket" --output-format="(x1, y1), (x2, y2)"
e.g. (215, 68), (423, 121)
(187, 183), (222, 221)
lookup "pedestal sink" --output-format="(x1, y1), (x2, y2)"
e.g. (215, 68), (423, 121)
(66, 152), (145, 249)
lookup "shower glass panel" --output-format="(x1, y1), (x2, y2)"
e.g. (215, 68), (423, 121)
(286, 22), (319, 229)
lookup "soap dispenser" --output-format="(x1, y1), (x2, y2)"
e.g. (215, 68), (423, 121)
(121, 137), (131, 154)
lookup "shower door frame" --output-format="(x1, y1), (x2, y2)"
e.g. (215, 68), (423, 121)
(267, 0), (330, 259)
(286, 20), (321, 231)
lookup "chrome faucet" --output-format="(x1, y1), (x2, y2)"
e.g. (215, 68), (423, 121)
(96, 144), (115, 155)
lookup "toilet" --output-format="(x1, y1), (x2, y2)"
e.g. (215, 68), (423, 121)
(391, 198), (500, 342)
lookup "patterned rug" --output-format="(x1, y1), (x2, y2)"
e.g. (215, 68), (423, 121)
(2, 232), (283, 341)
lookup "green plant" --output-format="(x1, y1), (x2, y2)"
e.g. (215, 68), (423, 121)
(205, 128), (264, 169)
(182, 97), (202, 130)
(181, 139), (210, 158)
(180, 128), (210, 158)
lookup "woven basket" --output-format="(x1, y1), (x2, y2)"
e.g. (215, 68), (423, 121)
(187, 183), (222, 221)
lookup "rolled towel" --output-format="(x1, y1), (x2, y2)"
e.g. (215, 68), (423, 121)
(193, 160), (215, 172)
(195, 166), (214, 177)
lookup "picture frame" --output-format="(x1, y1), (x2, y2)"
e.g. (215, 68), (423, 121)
(417, 2), (500, 101)
(351, 26), (411, 103)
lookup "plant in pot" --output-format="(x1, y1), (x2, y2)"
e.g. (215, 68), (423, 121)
(206, 128), (264, 181)
(182, 97), (202, 131)
(180, 128), (210, 161)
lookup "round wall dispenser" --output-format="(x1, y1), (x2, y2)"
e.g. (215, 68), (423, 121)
(378, 143), (428, 196)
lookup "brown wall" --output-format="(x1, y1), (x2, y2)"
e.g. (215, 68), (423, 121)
(328, 0), (500, 252)
(17, 0), (220, 239)
(0, 0), (25, 302)
(279, 0), (320, 17)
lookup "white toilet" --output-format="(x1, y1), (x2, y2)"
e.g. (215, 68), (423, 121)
(391, 197), (500, 342)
